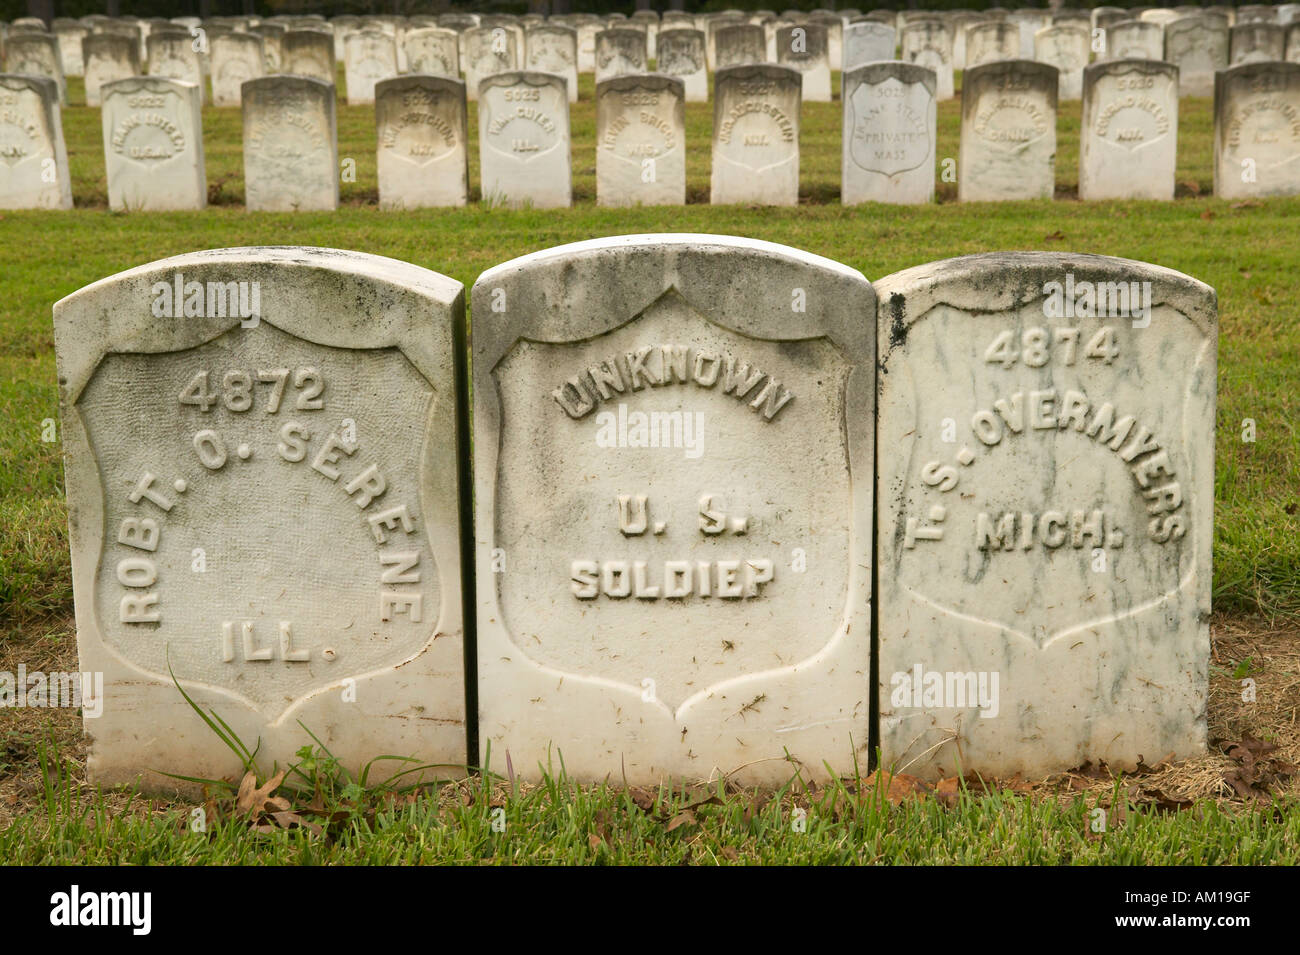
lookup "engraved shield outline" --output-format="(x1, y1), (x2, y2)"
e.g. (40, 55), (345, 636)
(473, 235), (875, 775)
(847, 73), (934, 177)
(876, 252), (1217, 652)
(479, 71), (568, 164)
(53, 247), (466, 728)
(375, 75), (468, 172)
(1087, 61), (1179, 158)
(713, 64), (802, 176)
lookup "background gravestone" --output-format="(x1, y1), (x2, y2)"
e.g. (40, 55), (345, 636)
(712, 64), (801, 206)
(594, 28), (648, 85)
(965, 20), (1020, 68)
(3, 33), (67, 106)
(1230, 22), (1286, 63)
(842, 62), (936, 205)
(210, 32), (264, 108)
(83, 33), (141, 108)
(900, 19), (954, 101)
(843, 21), (897, 70)
(472, 234), (874, 786)
(1080, 60), (1179, 200)
(875, 251), (1216, 780)
(375, 74), (468, 209)
(1105, 19), (1165, 60)
(0, 74), (72, 210)
(462, 26), (519, 103)
(401, 27), (459, 80)
(242, 76), (338, 212)
(478, 71), (571, 209)
(596, 74), (685, 207)
(525, 25), (579, 105)
(279, 30), (336, 85)
(53, 247), (467, 791)
(1164, 14), (1230, 98)
(1214, 61), (1300, 198)
(101, 77), (205, 212)
(775, 23), (832, 103)
(959, 59), (1058, 202)
(655, 28), (708, 103)
(343, 30), (397, 106)
(145, 29), (205, 106)
(1034, 23), (1090, 100)
(715, 23), (766, 69)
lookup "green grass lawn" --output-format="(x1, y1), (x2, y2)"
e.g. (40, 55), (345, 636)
(0, 68), (1298, 864)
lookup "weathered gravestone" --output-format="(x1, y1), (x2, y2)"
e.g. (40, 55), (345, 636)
(0, 74), (72, 209)
(775, 23), (832, 103)
(715, 23), (766, 69)
(401, 27), (459, 79)
(655, 28), (708, 103)
(1164, 14), (1229, 97)
(242, 76), (338, 212)
(54, 20), (88, 76)
(1106, 19), (1165, 60)
(842, 62), (936, 205)
(1214, 61), (1300, 197)
(525, 25), (579, 104)
(1230, 22), (1286, 63)
(83, 33), (141, 108)
(3, 32), (66, 106)
(875, 252), (1216, 780)
(472, 234), (874, 785)
(843, 21), (897, 70)
(965, 20), (1020, 67)
(594, 28), (647, 85)
(576, 19), (601, 73)
(478, 71), (571, 208)
(375, 74), (467, 209)
(342, 30), (396, 106)
(279, 30), (336, 84)
(53, 247), (467, 790)
(959, 60), (1058, 202)
(1034, 23), (1090, 100)
(462, 26), (519, 102)
(146, 30), (204, 104)
(210, 32), (264, 107)
(249, 25), (284, 73)
(707, 14), (749, 69)
(900, 19), (954, 101)
(711, 65), (801, 206)
(101, 77), (205, 211)
(1080, 60), (1178, 200)
(1288, 23), (1300, 61)
(596, 74), (685, 207)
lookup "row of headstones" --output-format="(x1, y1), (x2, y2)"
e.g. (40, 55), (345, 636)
(5, 57), (1297, 213)
(54, 237), (1216, 789)
(8, 11), (1300, 111)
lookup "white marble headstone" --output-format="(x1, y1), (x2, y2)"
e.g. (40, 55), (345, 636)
(900, 19), (954, 101)
(775, 23), (832, 103)
(343, 30), (396, 106)
(375, 74), (468, 209)
(596, 74), (685, 207)
(210, 32), (264, 107)
(83, 33), (141, 108)
(0, 73), (72, 209)
(242, 75), (338, 212)
(279, 30), (336, 84)
(842, 62), (936, 205)
(1105, 19), (1165, 60)
(959, 59), (1058, 201)
(1080, 59), (1179, 199)
(3, 33), (67, 106)
(1229, 22), (1287, 63)
(875, 252), (1216, 780)
(843, 21), (897, 70)
(101, 77), (205, 211)
(1164, 14), (1229, 97)
(655, 28), (708, 103)
(525, 25), (579, 104)
(965, 20), (1020, 67)
(711, 64), (802, 206)
(472, 234), (874, 786)
(1214, 61), (1300, 197)
(462, 25), (519, 102)
(1034, 23), (1090, 100)
(478, 70), (571, 209)
(594, 28), (647, 85)
(401, 27), (459, 79)
(145, 30), (205, 105)
(53, 247), (467, 791)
